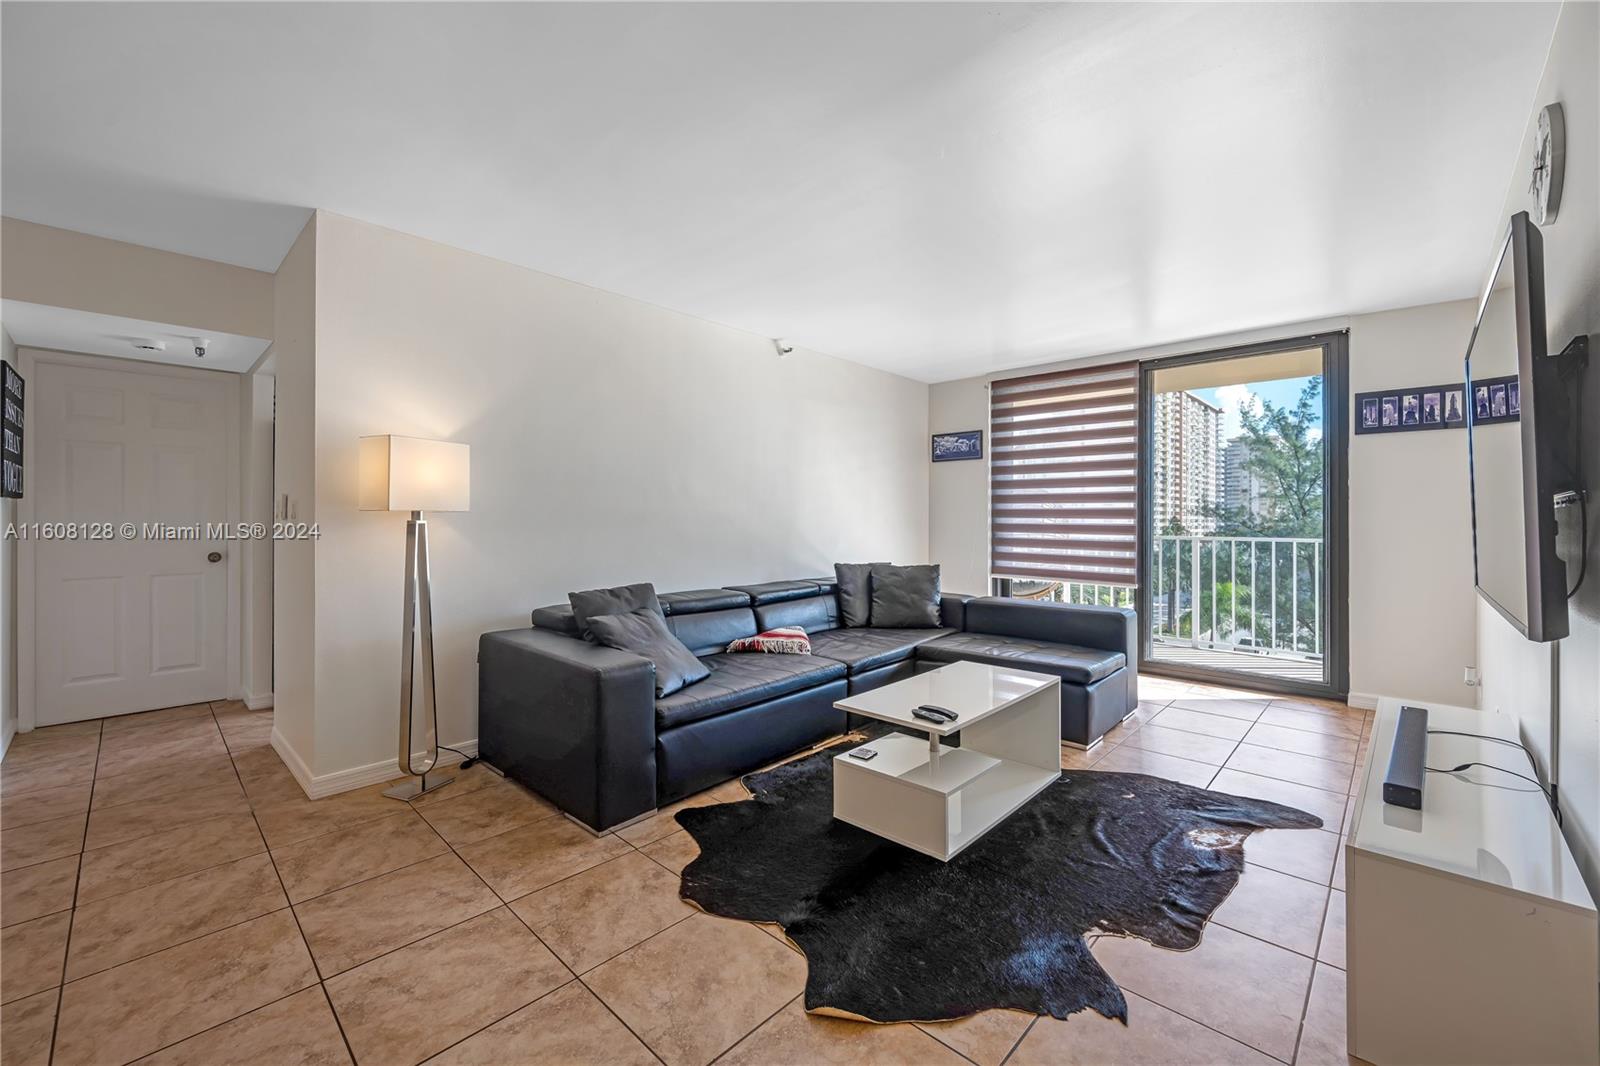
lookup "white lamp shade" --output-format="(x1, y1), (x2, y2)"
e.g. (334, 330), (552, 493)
(359, 435), (470, 512)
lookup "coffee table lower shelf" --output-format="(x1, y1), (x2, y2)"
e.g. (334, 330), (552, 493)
(833, 733), (1058, 861)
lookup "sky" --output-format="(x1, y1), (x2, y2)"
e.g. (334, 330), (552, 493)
(1189, 375), (1322, 441)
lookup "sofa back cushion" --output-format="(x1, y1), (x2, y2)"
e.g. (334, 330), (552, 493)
(667, 606), (759, 657)
(755, 593), (839, 634)
(660, 588), (751, 615)
(725, 580), (824, 606)
(963, 597), (1135, 653)
(530, 603), (581, 635)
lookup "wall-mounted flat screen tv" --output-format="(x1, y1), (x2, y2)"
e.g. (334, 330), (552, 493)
(1465, 211), (1568, 642)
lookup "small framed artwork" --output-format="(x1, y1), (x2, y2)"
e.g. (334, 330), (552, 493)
(1401, 394), (1420, 426)
(1355, 376), (1517, 435)
(1361, 397), (1379, 430)
(1, 361), (22, 500)
(931, 430), (983, 462)
(1444, 388), (1465, 424)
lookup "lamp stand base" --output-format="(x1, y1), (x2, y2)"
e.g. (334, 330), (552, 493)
(383, 773), (456, 801)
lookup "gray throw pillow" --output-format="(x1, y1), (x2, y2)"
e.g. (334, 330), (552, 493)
(869, 563), (942, 628)
(586, 608), (710, 698)
(834, 562), (885, 628)
(568, 582), (661, 641)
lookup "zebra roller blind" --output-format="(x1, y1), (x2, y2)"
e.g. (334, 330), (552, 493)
(990, 361), (1139, 587)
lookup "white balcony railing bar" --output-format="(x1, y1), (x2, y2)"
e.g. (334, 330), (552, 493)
(1150, 535), (1324, 660)
(1013, 580), (1136, 609)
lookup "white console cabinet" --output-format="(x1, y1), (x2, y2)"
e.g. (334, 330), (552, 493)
(1347, 698), (1597, 1065)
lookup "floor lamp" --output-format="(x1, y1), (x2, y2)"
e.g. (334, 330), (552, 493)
(359, 434), (471, 800)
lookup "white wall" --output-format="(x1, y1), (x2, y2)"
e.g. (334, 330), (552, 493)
(292, 212), (928, 780)
(0, 325), (15, 756)
(1476, 0), (1600, 899)
(1346, 302), (1480, 707)
(929, 377), (990, 597)
(270, 218), (317, 770)
(241, 366), (275, 708)
(926, 305), (1483, 707)
(1, 217), (273, 340)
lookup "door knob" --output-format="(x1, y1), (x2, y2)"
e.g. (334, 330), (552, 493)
(207, 551), (223, 563)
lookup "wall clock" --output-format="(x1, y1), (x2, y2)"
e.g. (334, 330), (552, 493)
(1529, 102), (1565, 225)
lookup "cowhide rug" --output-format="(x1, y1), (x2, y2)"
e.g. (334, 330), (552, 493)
(675, 733), (1322, 1025)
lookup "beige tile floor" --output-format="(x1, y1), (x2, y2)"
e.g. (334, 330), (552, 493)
(0, 678), (1372, 1066)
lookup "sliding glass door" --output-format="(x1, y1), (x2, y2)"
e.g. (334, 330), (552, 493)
(1137, 334), (1349, 698)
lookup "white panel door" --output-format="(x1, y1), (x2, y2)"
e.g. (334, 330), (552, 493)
(33, 360), (231, 724)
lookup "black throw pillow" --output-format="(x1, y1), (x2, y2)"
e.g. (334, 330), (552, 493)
(568, 582), (661, 642)
(586, 608), (710, 698)
(834, 562), (886, 628)
(869, 563), (942, 628)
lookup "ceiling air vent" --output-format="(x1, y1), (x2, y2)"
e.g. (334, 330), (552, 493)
(134, 339), (167, 352)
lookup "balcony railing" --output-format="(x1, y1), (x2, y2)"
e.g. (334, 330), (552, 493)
(1011, 580), (1135, 609)
(1152, 535), (1323, 660)
(1001, 533), (1324, 664)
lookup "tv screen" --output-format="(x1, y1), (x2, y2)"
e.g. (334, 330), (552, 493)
(1466, 212), (1568, 642)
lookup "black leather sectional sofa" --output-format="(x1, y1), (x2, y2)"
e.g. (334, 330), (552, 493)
(479, 577), (1137, 833)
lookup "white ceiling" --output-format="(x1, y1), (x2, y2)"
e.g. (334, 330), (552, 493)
(1, 3), (1558, 383)
(1, 300), (271, 373)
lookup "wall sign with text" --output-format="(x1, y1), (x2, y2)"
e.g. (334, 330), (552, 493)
(1355, 375), (1518, 435)
(1, 361), (22, 499)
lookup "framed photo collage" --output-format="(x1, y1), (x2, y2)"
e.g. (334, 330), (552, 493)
(1354, 374), (1519, 436)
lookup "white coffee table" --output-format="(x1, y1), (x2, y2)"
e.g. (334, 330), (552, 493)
(831, 660), (1061, 861)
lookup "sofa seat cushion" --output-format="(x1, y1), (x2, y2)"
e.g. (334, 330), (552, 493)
(655, 652), (846, 729)
(808, 627), (954, 675)
(918, 632), (1125, 685)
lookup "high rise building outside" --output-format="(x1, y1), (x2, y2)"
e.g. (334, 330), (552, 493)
(1222, 434), (1268, 522)
(1149, 391), (1221, 534)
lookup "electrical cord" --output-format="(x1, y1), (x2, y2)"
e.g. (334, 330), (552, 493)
(1426, 762), (1561, 826)
(438, 744), (478, 770)
(1427, 728), (1533, 758)
(1427, 728), (1558, 823)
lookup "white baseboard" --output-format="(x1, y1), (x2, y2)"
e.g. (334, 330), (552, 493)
(269, 728), (479, 800)
(243, 693), (274, 711)
(1346, 691), (1380, 710)
(269, 727), (316, 798)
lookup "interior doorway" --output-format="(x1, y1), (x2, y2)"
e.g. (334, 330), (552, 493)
(1137, 333), (1349, 699)
(22, 349), (239, 724)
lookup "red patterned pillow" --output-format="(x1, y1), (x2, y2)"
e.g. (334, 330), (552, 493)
(726, 626), (813, 655)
